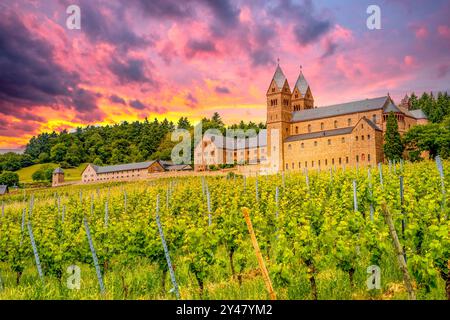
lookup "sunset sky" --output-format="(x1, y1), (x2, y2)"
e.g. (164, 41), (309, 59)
(0, 0), (449, 148)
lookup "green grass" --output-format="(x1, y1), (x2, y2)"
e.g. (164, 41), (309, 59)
(15, 163), (88, 183)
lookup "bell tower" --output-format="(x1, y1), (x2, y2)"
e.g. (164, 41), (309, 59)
(266, 62), (291, 172)
(291, 66), (314, 111)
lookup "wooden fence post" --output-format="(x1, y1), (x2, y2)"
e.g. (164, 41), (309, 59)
(242, 207), (276, 300)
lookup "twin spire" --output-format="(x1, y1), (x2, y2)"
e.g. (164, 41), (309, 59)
(270, 62), (310, 96)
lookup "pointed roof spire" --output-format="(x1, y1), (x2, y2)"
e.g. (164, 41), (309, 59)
(271, 62), (287, 89)
(294, 65), (309, 96)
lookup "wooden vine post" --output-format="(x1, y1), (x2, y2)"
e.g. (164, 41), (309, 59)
(381, 203), (416, 300)
(242, 207), (276, 300)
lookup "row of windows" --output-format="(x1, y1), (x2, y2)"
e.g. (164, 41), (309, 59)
(197, 148), (267, 158)
(285, 154), (372, 170)
(294, 115), (378, 134)
(84, 173), (142, 182)
(287, 135), (371, 150)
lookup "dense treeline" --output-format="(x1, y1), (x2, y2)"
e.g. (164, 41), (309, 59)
(0, 112), (265, 175)
(409, 91), (450, 123)
(403, 91), (450, 160)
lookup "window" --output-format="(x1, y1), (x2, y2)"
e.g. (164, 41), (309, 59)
(305, 161), (308, 168)
(368, 135), (371, 140)
(314, 141), (318, 147)
(301, 143), (304, 149)
(295, 94), (298, 99)
(318, 160), (321, 167)
(312, 161), (314, 167)
(361, 124), (364, 129)
(286, 128), (288, 134)
(356, 155), (359, 162)
(328, 139), (331, 145)
(348, 118), (352, 126)
(361, 135), (364, 141)
(292, 163), (294, 169)
(286, 163), (288, 170)
(332, 158), (335, 165)
(325, 159), (328, 166)
(372, 114), (377, 123)
(341, 137), (345, 143)
(346, 156), (349, 164)
(361, 154), (366, 161)
(308, 124), (312, 133)
(272, 88), (275, 92)
(334, 120), (338, 128)
(339, 157), (342, 165)
(368, 154), (371, 162)
(356, 136), (359, 141)
(321, 122), (324, 130)
(299, 162), (301, 168)
(288, 144), (292, 150)
(295, 126), (299, 134)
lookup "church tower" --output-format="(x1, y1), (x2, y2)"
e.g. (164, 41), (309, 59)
(266, 63), (291, 172)
(291, 67), (314, 111)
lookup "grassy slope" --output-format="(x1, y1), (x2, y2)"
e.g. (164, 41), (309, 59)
(15, 163), (88, 183)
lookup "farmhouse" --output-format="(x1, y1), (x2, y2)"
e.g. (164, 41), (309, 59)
(0, 185), (9, 195)
(81, 160), (192, 184)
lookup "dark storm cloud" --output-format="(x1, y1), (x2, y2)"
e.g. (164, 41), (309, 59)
(132, 0), (194, 19)
(0, 9), (105, 123)
(109, 57), (156, 85)
(250, 49), (274, 67)
(274, 0), (332, 45)
(59, 0), (151, 50)
(109, 94), (127, 105)
(215, 86), (231, 94)
(185, 40), (217, 58)
(129, 99), (147, 110)
(0, 10), (75, 110)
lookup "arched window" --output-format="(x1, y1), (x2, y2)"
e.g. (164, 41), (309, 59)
(361, 154), (366, 161)
(295, 126), (299, 134)
(321, 122), (324, 130)
(356, 136), (359, 141)
(301, 143), (304, 149)
(372, 114), (377, 123)
(314, 141), (318, 147)
(341, 137), (345, 143)
(356, 155), (359, 162)
(348, 118), (352, 126)
(308, 124), (312, 133)
(334, 120), (338, 128)
(328, 139), (331, 145)
(368, 154), (371, 162)
(288, 144), (292, 150)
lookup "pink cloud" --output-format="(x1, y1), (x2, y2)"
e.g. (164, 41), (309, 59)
(404, 55), (416, 66)
(437, 25), (450, 38)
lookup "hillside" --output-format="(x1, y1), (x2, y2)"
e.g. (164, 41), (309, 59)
(16, 163), (88, 183)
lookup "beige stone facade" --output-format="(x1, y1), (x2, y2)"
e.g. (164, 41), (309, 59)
(265, 65), (428, 172)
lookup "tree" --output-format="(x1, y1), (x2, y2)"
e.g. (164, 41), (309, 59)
(0, 171), (19, 187)
(409, 93), (419, 110)
(38, 152), (50, 163)
(383, 112), (404, 161)
(51, 143), (68, 163)
(32, 165), (54, 182)
(177, 117), (192, 130)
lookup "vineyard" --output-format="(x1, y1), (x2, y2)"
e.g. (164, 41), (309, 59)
(0, 160), (449, 300)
